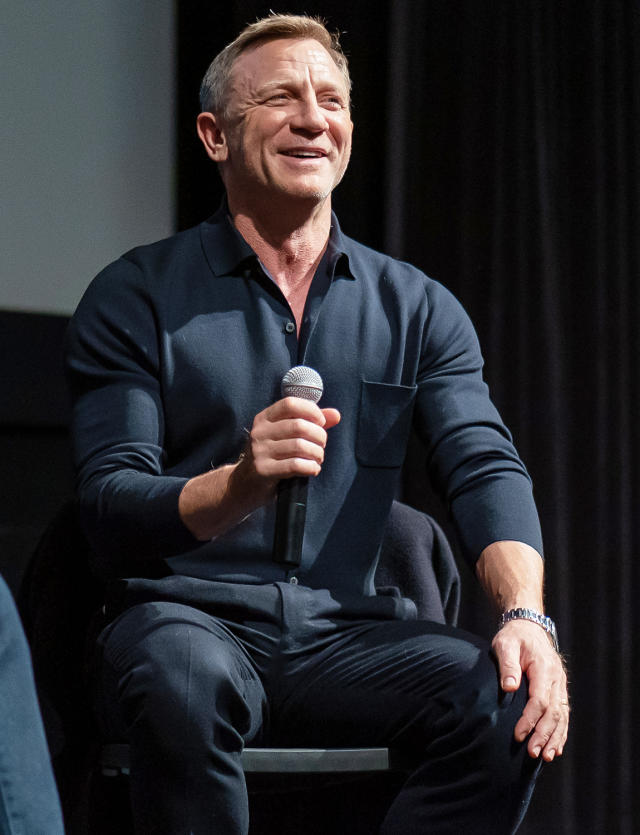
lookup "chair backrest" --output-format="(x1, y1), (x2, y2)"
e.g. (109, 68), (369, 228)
(18, 502), (103, 756)
(377, 500), (459, 625)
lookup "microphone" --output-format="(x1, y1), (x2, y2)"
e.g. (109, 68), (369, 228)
(272, 366), (324, 567)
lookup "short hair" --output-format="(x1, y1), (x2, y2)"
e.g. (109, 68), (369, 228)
(199, 13), (351, 117)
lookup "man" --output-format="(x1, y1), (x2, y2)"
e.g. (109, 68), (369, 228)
(66, 13), (568, 834)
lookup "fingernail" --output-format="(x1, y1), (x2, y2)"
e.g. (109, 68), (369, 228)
(532, 746), (541, 758)
(503, 676), (517, 688)
(546, 750), (555, 761)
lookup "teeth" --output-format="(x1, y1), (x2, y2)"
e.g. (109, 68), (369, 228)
(284, 151), (323, 158)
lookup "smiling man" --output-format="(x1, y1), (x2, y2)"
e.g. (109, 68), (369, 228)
(66, 14), (568, 835)
(195, 34), (353, 333)
(200, 38), (352, 200)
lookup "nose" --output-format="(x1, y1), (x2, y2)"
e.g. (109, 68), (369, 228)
(291, 93), (329, 133)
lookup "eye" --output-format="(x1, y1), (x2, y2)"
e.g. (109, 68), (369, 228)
(265, 92), (289, 105)
(319, 95), (346, 111)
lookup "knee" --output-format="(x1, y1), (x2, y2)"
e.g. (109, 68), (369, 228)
(444, 648), (529, 774)
(410, 635), (526, 765)
(99, 603), (256, 744)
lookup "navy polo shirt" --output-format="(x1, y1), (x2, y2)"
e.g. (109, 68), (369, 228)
(66, 203), (542, 596)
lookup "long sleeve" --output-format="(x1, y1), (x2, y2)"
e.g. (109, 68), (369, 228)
(65, 254), (198, 572)
(413, 279), (543, 562)
(64, 211), (543, 588)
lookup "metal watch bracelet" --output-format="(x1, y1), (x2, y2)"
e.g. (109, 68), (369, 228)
(498, 608), (560, 653)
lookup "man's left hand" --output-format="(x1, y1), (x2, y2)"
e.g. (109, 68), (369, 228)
(492, 618), (569, 761)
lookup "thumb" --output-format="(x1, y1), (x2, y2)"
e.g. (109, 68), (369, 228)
(495, 640), (523, 692)
(321, 408), (341, 429)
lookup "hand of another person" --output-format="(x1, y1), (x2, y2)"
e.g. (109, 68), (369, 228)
(492, 619), (569, 762)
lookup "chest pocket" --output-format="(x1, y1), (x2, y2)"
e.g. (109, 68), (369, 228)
(356, 380), (417, 468)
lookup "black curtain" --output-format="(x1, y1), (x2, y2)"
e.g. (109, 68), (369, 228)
(177, 2), (639, 832)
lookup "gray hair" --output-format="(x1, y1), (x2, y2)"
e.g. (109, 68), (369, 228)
(199, 13), (351, 117)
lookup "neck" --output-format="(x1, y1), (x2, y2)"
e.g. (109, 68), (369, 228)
(228, 193), (333, 330)
(230, 192), (332, 259)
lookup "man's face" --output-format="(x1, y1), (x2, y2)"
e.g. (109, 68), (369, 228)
(217, 37), (353, 206)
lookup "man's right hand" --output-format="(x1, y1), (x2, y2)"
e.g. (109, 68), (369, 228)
(178, 397), (340, 541)
(242, 396), (341, 483)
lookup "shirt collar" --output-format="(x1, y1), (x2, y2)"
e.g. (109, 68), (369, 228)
(200, 197), (356, 281)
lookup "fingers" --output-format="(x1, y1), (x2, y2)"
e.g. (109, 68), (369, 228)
(517, 661), (569, 762)
(493, 621), (569, 762)
(264, 396), (329, 424)
(535, 680), (570, 761)
(248, 397), (341, 481)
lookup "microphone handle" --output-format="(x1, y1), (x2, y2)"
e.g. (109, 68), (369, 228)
(273, 477), (308, 567)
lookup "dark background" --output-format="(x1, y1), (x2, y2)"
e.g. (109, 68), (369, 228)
(1, 1), (637, 832)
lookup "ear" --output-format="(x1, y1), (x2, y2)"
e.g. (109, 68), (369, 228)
(196, 112), (229, 163)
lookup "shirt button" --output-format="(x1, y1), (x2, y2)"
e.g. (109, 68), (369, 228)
(284, 321), (296, 334)
(289, 576), (299, 585)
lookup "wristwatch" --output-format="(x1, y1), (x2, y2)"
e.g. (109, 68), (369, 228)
(498, 608), (559, 653)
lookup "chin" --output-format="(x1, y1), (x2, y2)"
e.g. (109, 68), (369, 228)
(295, 189), (331, 202)
(281, 182), (334, 203)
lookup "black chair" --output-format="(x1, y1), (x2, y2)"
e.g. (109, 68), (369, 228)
(20, 500), (459, 834)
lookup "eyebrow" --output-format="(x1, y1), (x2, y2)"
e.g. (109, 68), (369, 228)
(257, 79), (347, 98)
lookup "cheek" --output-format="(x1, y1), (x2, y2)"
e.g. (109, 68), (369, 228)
(333, 118), (353, 153)
(337, 131), (352, 163)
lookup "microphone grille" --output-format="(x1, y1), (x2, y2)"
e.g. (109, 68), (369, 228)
(281, 366), (323, 403)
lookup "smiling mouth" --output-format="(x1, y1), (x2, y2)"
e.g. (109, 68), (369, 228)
(280, 150), (327, 159)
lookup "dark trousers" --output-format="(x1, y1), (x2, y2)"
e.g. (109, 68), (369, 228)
(94, 580), (540, 835)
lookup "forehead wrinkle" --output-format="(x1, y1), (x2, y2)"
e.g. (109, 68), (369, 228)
(264, 54), (334, 79)
(228, 40), (349, 111)
(259, 65), (337, 93)
(305, 47), (332, 64)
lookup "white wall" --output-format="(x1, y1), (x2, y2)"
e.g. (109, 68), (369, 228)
(2, 1), (175, 315)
